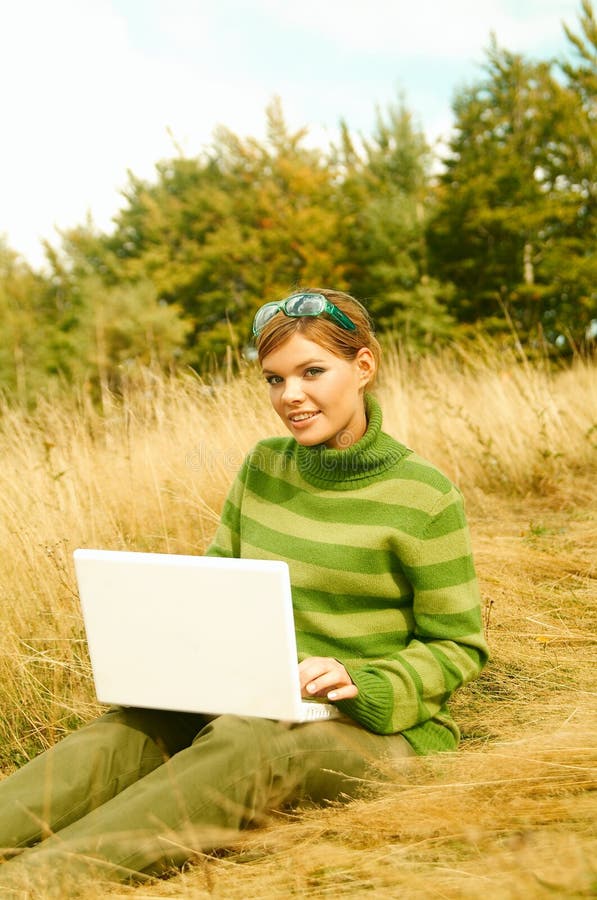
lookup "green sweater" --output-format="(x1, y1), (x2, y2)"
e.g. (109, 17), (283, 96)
(206, 394), (489, 755)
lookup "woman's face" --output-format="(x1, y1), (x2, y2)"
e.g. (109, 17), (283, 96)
(261, 333), (375, 449)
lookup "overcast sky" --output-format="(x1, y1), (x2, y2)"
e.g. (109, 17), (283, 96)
(0, 0), (583, 268)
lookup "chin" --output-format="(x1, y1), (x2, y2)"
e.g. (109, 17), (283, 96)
(294, 434), (326, 447)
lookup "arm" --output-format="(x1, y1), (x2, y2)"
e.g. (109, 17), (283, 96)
(298, 657), (358, 702)
(334, 488), (489, 735)
(204, 459), (248, 558)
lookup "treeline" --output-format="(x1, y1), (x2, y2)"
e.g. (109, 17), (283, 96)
(1, 1), (595, 404)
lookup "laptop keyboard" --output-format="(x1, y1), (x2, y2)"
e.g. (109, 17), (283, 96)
(301, 701), (341, 720)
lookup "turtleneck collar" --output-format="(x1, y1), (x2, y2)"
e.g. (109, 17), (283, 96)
(295, 394), (408, 490)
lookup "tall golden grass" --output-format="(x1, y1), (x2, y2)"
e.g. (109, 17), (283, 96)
(0, 344), (595, 897)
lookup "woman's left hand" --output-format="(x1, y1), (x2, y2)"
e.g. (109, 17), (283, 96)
(298, 657), (358, 702)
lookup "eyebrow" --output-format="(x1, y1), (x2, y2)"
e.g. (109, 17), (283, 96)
(262, 358), (327, 376)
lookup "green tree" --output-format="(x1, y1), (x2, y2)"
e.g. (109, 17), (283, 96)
(71, 277), (193, 397)
(336, 101), (454, 346)
(428, 4), (597, 347)
(59, 100), (347, 367)
(0, 240), (57, 403)
(552, 0), (597, 344)
(186, 98), (347, 360)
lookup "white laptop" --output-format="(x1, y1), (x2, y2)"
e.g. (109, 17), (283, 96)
(73, 549), (340, 723)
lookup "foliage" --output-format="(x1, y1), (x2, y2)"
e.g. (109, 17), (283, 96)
(0, 239), (63, 403)
(68, 99), (348, 367)
(427, 5), (597, 348)
(335, 102), (455, 346)
(0, 3), (595, 401)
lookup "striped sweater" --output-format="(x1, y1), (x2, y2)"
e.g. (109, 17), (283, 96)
(206, 394), (489, 754)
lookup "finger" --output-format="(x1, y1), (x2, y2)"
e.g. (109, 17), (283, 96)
(298, 658), (356, 700)
(298, 658), (331, 690)
(304, 669), (344, 695)
(303, 663), (353, 698)
(327, 683), (359, 702)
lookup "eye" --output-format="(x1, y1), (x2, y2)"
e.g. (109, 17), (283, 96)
(304, 367), (325, 377)
(265, 374), (283, 385)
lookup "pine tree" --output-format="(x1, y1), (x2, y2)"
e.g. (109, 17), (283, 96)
(428, 5), (597, 348)
(336, 101), (454, 346)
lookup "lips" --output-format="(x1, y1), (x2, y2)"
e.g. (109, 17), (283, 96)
(289, 410), (320, 423)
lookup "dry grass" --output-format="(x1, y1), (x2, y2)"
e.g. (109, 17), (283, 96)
(0, 345), (595, 897)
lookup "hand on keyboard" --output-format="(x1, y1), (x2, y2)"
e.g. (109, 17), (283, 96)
(299, 657), (358, 702)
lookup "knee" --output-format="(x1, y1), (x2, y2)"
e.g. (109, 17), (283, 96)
(195, 715), (287, 763)
(92, 707), (202, 757)
(94, 706), (164, 732)
(69, 708), (152, 751)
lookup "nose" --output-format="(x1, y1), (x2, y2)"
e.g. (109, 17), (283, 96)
(281, 376), (305, 404)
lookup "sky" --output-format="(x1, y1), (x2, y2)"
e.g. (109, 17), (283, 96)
(0, 0), (584, 269)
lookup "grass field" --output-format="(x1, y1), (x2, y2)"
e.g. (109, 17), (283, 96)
(0, 343), (595, 898)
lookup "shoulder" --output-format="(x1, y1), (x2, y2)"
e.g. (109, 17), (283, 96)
(378, 435), (464, 513)
(396, 447), (458, 496)
(250, 436), (295, 453)
(245, 436), (295, 463)
(239, 436), (297, 479)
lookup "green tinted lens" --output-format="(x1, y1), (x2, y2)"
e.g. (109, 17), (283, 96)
(284, 293), (327, 316)
(253, 292), (357, 337)
(252, 302), (281, 336)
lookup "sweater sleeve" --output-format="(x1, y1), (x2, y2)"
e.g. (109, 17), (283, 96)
(204, 459), (247, 558)
(336, 487), (489, 736)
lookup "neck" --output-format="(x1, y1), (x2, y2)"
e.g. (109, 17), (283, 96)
(326, 403), (368, 449)
(295, 394), (407, 489)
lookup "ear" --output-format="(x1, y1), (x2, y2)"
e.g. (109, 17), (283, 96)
(355, 347), (376, 388)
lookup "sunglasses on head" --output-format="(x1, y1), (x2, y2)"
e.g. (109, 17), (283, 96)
(252, 292), (357, 337)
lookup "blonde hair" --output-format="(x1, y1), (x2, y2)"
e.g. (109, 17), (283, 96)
(255, 288), (382, 386)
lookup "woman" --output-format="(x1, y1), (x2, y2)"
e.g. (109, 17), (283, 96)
(0, 289), (489, 891)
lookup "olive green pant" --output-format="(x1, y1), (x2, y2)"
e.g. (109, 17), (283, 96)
(0, 706), (413, 892)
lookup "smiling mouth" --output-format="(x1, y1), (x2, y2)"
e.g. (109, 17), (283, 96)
(289, 411), (320, 423)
